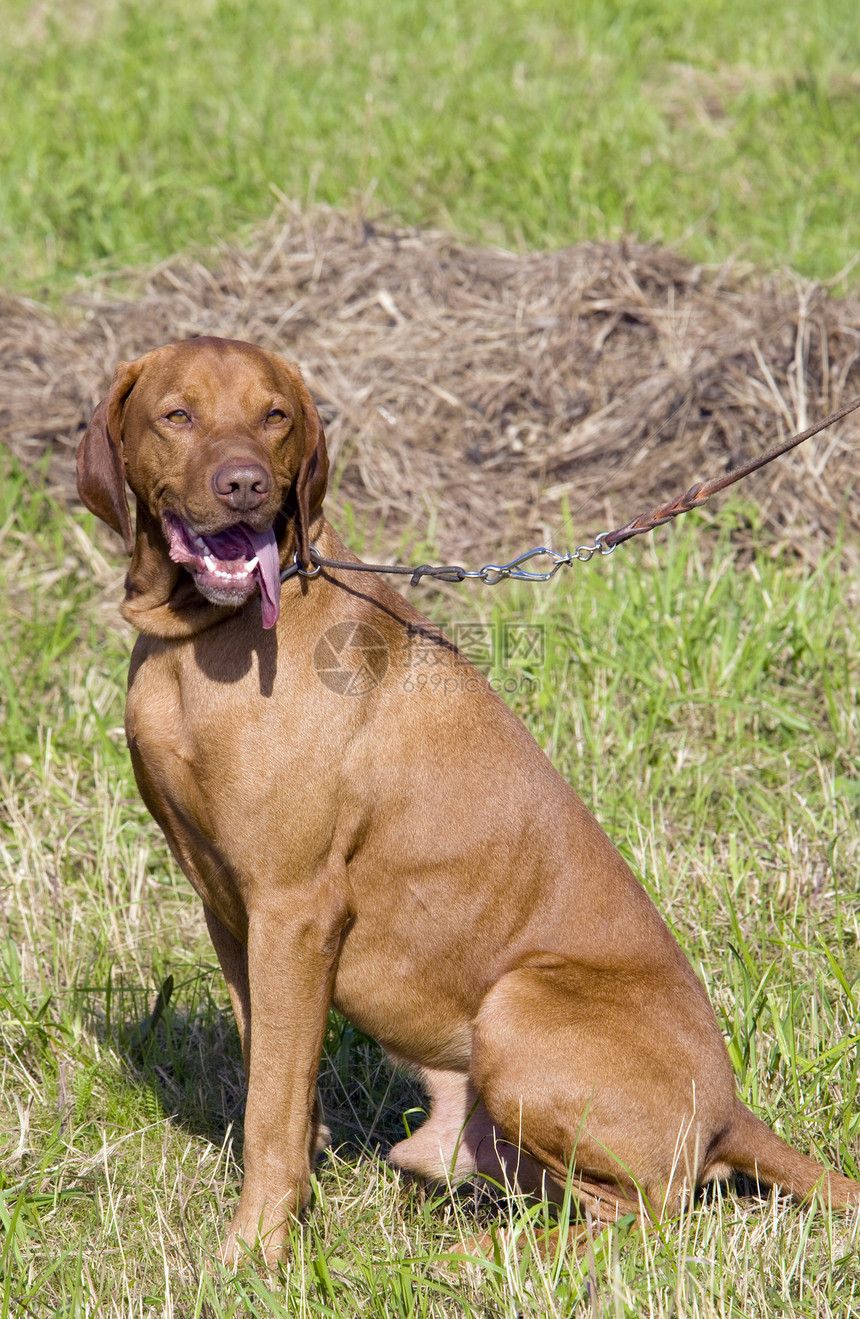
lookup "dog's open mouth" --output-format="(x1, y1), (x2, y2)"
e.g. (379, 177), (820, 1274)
(163, 512), (281, 629)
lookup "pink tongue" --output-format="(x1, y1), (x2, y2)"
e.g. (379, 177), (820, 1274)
(245, 527), (281, 629)
(201, 524), (281, 629)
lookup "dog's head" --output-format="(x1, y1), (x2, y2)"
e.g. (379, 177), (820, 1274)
(77, 337), (329, 637)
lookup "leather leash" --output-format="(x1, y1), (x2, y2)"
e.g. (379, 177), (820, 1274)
(281, 394), (860, 588)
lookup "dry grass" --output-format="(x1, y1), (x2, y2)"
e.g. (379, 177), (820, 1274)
(4, 203), (860, 565)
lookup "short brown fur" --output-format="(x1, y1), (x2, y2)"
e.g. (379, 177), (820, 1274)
(77, 337), (859, 1263)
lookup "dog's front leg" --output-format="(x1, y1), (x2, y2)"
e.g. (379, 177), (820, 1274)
(204, 906), (252, 1074)
(221, 884), (349, 1267)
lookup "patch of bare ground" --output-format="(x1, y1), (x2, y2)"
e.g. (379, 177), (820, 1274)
(3, 203), (860, 561)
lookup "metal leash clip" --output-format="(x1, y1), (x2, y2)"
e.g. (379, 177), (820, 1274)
(571, 531), (616, 563)
(464, 535), (614, 585)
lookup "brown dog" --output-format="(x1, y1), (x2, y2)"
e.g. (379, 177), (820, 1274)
(77, 336), (859, 1263)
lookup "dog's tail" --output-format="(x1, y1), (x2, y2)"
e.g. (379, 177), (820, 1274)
(713, 1101), (860, 1209)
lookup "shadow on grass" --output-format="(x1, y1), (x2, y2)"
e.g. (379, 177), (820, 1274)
(76, 965), (426, 1164)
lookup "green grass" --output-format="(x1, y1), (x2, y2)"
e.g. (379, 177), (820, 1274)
(1, 459), (859, 1314)
(3, 0), (860, 294)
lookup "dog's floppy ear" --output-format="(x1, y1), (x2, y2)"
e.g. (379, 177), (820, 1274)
(292, 378), (330, 571)
(76, 360), (142, 555)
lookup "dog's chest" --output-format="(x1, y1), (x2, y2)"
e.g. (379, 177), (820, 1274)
(132, 649), (259, 767)
(125, 637), (349, 892)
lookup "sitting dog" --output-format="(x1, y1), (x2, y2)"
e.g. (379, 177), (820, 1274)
(77, 336), (859, 1263)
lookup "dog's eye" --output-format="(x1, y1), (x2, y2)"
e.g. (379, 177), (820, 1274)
(165, 409), (191, 424)
(266, 409), (288, 424)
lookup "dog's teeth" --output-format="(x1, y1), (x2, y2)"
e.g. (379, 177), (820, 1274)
(245, 556), (258, 572)
(194, 536), (207, 549)
(204, 555), (216, 571)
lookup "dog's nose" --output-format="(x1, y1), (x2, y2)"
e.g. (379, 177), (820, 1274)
(212, 461), (272, 511)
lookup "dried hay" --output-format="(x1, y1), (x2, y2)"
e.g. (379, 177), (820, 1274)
(3, 204), (860, 562)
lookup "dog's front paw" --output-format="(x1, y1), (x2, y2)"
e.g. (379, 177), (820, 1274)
(220, 1218), (288, 1269)
(219, 1190), (300, 1269)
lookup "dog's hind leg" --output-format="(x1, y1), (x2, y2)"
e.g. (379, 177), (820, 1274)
(388, 1066), (550, 1191)
(470, 961), (737, 1222)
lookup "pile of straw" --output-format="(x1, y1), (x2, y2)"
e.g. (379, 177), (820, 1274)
(3, 205), (859, 560)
